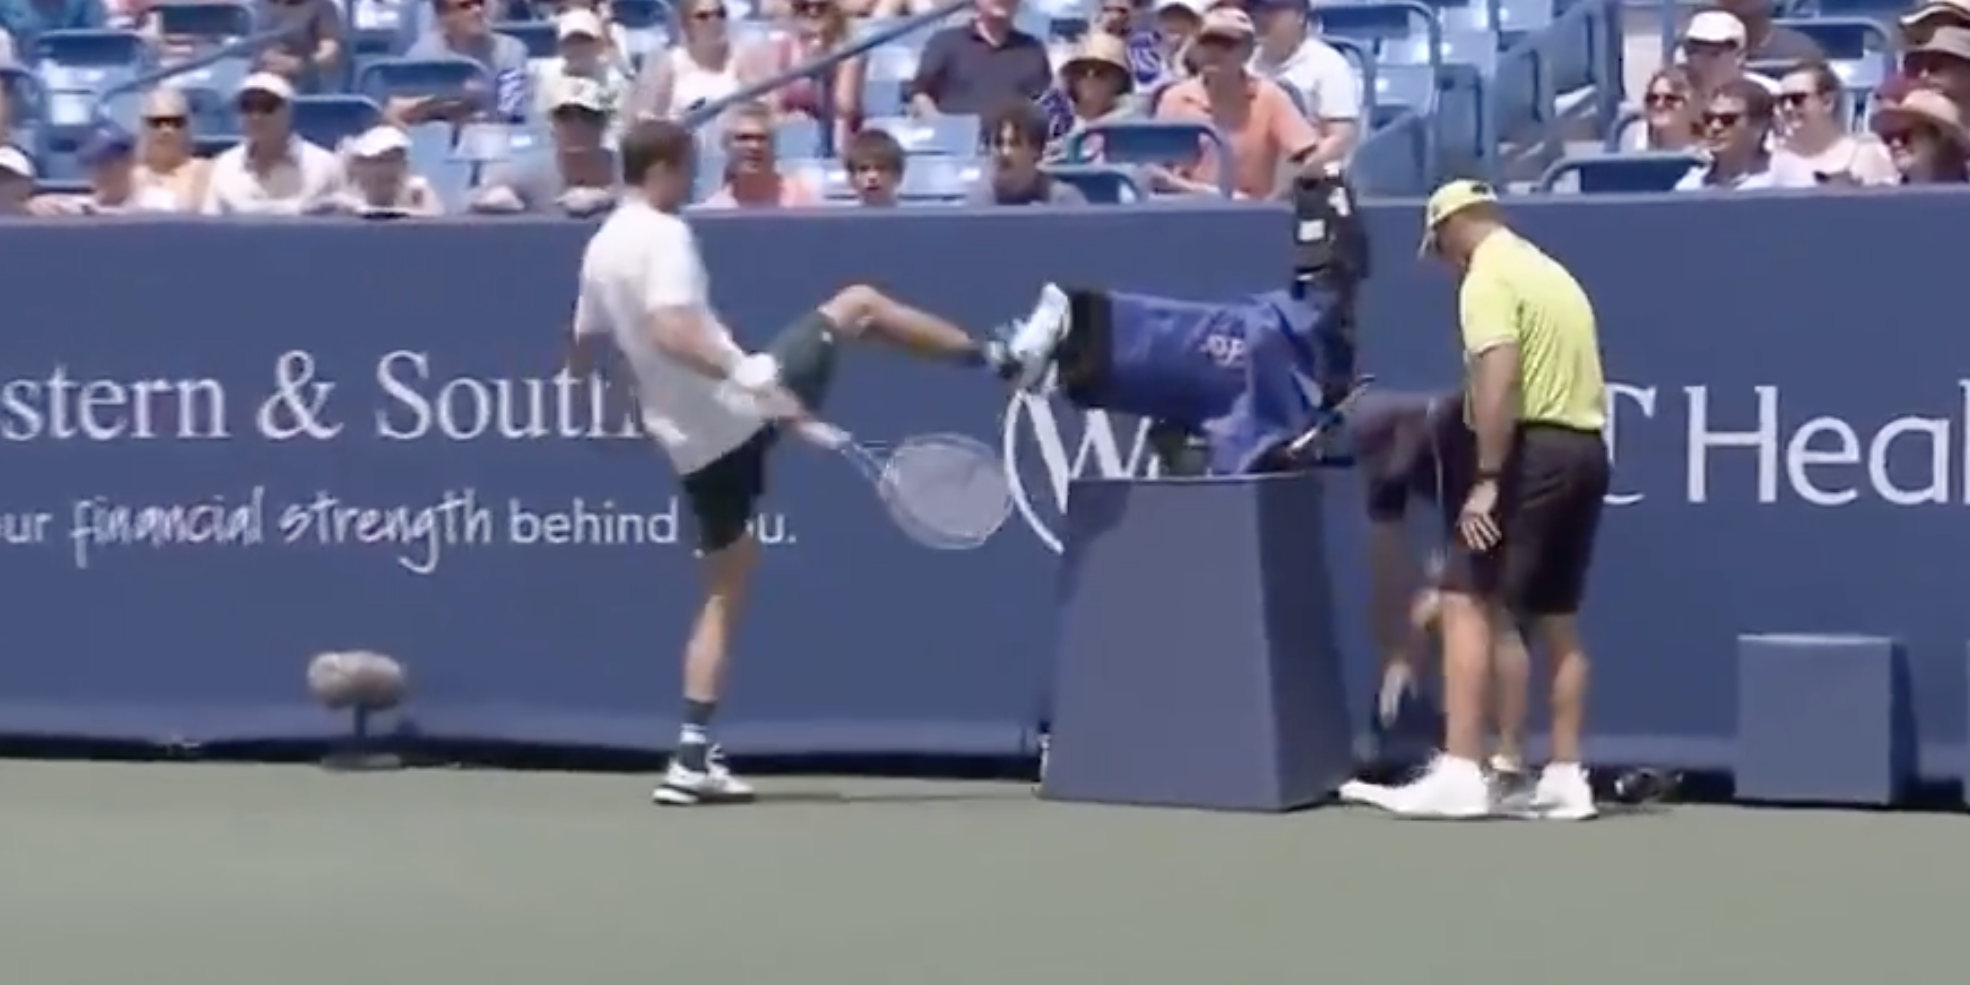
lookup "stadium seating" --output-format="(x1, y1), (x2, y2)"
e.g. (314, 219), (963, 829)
(0, 0), (1913, 201)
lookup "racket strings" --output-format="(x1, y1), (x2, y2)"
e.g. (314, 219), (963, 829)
(876, 437), (1012, 548)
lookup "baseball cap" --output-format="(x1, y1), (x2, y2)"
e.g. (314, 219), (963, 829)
(1684, 9), (1747, 46)
(1154, 0), (1206, 15)
(551, 76), (609, 114)
(557, 8), (605, 39)
(1197, 6), (1254, 38)
(78, 129), (136, 167)
(1417, 178), (1498, 255)
(348, 125), (411, 158)
(238, 71), (295, 101)
(0, 145), (34, 179)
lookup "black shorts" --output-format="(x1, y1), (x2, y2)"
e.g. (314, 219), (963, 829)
(1439, 422), (1610, 617)
(677, 311), (841, 553)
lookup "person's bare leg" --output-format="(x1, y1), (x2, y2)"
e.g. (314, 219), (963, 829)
(817, 284), (995, 364)
(683, 533), (757, 712)
(1437, 591), (1493, 763)
(1490, 610), (1530, 769)
(1534, 614), (1590, 765)
(1368, 521), (1423, 722)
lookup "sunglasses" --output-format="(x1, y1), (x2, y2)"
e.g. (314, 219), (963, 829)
(793, 1), (830, 13)
(1880, 126), (1929, 148)
(1643, 92), (1684, 109)
(238, 97), (285, 115)
(1701, 110), (1744, 128)
(1778, 91), (1821, 107)
(144, 114), (188, 129)
(444, 0), (483, 11)
(689, 6), (728, 19)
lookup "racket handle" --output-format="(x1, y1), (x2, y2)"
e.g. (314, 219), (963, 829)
(792, 419), (851, 450)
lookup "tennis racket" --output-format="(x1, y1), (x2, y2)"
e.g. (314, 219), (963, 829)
(811, 427), (1013, 551)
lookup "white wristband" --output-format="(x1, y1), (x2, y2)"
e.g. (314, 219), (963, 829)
(729, 353), (781, 390)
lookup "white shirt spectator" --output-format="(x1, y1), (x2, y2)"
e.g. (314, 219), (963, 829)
(1252, 35), (1360, 122)
(1777, 136), (1898, 185)
(202, 136), (343, 214)
(573, 197), (763, 473)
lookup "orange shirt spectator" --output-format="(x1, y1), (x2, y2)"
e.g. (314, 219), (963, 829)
(698, 100), (823, 208)
(701, 172), (823, 207)
(1150, 7), (1319, 198)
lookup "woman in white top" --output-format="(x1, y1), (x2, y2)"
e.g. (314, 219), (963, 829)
(627, 0), (770, 119)
(131, 88), (211, 212)
(1775, 62), (1897, 185)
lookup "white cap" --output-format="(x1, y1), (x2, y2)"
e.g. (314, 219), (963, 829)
(238, 71), (295, 101)
(1685, 9), (1747, 46)
(348, 125), (411, 158)
(1154, 0), (1206, 14)
(557, 8), (605, 39)
(551, 76), (609, 113)
(0, 145), (34, 179)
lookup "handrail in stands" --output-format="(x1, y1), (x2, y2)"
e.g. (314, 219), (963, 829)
(1061, 120), (1235, 198)
(1501, 0), (1622, 174)
(682, 0), (970, 128)
(1535, 149), (1700, 191)
(89, 21), (316, 130)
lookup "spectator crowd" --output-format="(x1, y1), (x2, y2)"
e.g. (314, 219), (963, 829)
(0, 0), (1965, 217)
(0, 0), (1371, 214)
(1628, 0), (1970, 188)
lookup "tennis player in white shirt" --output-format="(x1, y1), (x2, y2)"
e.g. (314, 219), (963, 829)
(564, 118), (1068, 805)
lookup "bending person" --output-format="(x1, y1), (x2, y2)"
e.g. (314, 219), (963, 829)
(1349, 388), (1532, 779)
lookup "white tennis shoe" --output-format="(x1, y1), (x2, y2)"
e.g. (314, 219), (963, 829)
(1508, 763), (1598, 821)
(1339, 754), (1495, 819)
(652, 745), (756, 806)
(1006, 283), (1071, 392)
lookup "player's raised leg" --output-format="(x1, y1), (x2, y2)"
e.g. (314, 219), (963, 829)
(806, 283), (1062, 389)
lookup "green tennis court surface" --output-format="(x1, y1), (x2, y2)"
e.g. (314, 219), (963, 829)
(1, 760), (1960, 985)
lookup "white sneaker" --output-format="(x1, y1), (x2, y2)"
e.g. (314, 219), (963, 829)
(1005, 283), (1070, 392)
(1340, 755), (1495, 819)
(1514, 763), (1598, 821)
(651, 745), (756, 806)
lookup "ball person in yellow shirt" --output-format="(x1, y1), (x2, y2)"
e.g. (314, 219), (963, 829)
(1344, 181), (1610, 820)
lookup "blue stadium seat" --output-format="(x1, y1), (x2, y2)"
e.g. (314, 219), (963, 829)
(35, 31), (149, 130)
(898, 154), (981, 202)
(1805, 0), (1905, 17)
(614, 0), (673, 64)
(292, 95), (384, 149)
(784, 156), (852, 200)
(864, 44), (920, 118)
(1774, 16), (1890, 61)
(1537, 151), (1701, 193)
(1, 66), (46, 159)
(777, 116), (823, 158)
(358, 57), (489, 102)
(496, 20), (559, 60)
(1374, 63), (1437, 114)
(454, 120), (550, 164)
(867, 114), (979, 155)
(1495, 0), (1555, 37)
(1043, 163), (1142, 203)
(156, 1), (255, 41)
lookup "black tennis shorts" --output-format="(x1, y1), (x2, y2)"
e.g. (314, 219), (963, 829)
(678, 311), (841, 554)
(1439, 422), (1610, 617)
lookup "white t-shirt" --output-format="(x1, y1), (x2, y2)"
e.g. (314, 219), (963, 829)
(1253, 36), (1362, 122)
(573, 198), (764, 474)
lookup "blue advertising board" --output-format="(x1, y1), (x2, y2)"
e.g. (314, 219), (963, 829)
(1, 191), (1967, 778)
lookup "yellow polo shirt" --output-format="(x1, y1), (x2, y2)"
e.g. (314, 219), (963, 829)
(1459, 230), (1606, 433)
